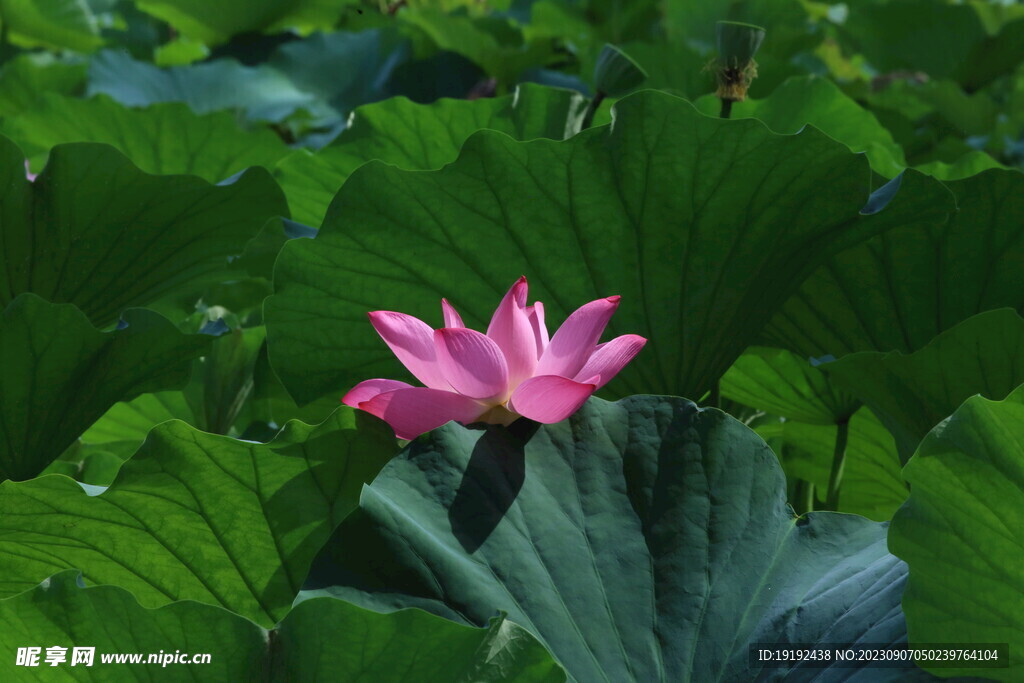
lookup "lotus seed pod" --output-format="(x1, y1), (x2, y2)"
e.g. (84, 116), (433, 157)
(594, 44), (648, 97)
(715, 21), (766, 102)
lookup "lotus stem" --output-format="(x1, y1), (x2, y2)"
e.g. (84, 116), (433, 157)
(580, 91), (607, 130)
(797, 479), (816, 514)
(825, 418), (850, 511)
(707, 379), (721, 408)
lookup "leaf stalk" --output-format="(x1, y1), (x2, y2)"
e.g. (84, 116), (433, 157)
(825, 418), (850, 511)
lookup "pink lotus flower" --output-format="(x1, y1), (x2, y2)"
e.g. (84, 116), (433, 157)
(343, 277), (646, 439)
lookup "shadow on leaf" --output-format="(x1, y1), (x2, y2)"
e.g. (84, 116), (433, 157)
(449, 419), (539, 553)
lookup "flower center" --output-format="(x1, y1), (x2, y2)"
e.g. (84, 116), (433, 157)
(475, 403), (520, 426)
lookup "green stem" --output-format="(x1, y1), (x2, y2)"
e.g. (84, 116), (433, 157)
(0, 16), (12, 66)
(706, 379), (720, 409)
(825, 418), (850, 511)
(796, 478), (816, 515)
(719, 98), (733, 119)
(580, 91), (607, 130)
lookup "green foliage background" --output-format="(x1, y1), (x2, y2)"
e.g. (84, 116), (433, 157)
(0, 0), (1021, 680)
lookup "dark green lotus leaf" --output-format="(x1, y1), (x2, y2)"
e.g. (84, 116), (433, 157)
(823, 309), (1024, 463)
(134, 0), (351, 45)
(0, 54), (86, 118)
(762, 169), (1024, 358)
(77, 325), (336, 455)
(87, 50), (333, 123)
(275, 82), (588, 226)
(84, 29), (403, 131)
(0, 134), (287, 327)
(758, 408), (907, 521)
(662, 0), (813, 62)
(1, 0), (102, 52)
(250, 341), (350, 431)
(82, 392), (195, 447)
(42, 443), (126, 488)
(889, 385), (1024, 680)
(593, 44), (647, 97)
(84, 325), (268, 451)
(693, 75), (906, 177)
(305, 395), (928, 682)
(266, 90), (954, 406)
(5, 94), (290, 181)
(914, 151), (1004, 181)
(274, 599), (565, 682)
(839, 0), (983, 82)
(76, 325), (270, 448)
(0, 571), (565, 681)
(190, 326), (268, 435)
(64, 391), (194, 488)
(266, 29), (405, 118)
(839, 0), (1024, 90)
(0, 408), (398, 626)
(615, 40), (707, 101)
(870, 80), (998, 139)
(400, 8), (556, 86)
(863, 78), (1008, 179)
(0, 294), (208, 481)
(721, 345), (860, 425)
(962, 17), (1024, 91)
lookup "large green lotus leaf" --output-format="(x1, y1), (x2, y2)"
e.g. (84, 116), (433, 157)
(0, 135), (287, 327)
(968, 17), (1024, 91)
(400, 8), (555, 86)
(82, 392), (195, 446)
(839, 0), (983, 82)
(266, 29), (404, 118)
(190, 326), (268, 435)
(50, 392), (191, 488)
(0, 408), (398, 626)
(915, 151), (1004, 181)
(662, 0), (812, 59)
(87, 50), (333, 123)
(135, 0), (356, 45)
(305, 396), (928, 682)
(758, 409), (907, 521)
(839, 0), (1024, 90)
(721, 346), (860, 425)
(693, 76), (907, 178)
(229, 216), (318, 282)
(274, 601), (564, 683)
(972, 2), (1024, 33)
(870, 80), (998, 138)
(889, 386), (1024, 679)
(0, 294), (208, 482)
(0, 0), (101, 52)
(250, 342), (351, 431)
(81, 325), (268, 458)
(824, 309), (1024, 463)
(864, 79), (1008, 178)
(762, 169), (1024, 358)
(275, 82), (587, 226)
(0, 571), (564, 682)
(615, 39), (708, 101)
(84, 29), (401, 129)
(526, 2), (660, 85)
(43, 434), (135, 486)
(0, 54), (86, 117)
(266, 90), (954, 406)
(5, 94), (290, 182)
